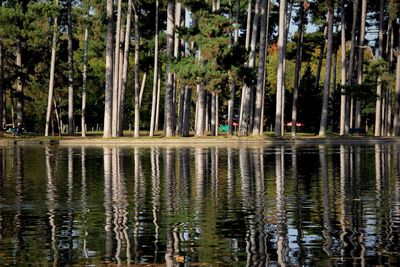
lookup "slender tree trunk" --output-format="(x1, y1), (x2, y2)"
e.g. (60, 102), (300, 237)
(315, 20), (328, 90)
(133, 4), (140, 138)
(239, 0), (260, 136)
(393, 50), (400, 135)
(165, 1), (175, 137)
(81, 27), (88, 137)
(139, 72), (146, 109)
(182, 85), (192, 136)
(346, 0), (358, 131)
(67, 0), (74, 134)
(375, 0), (384, 136)
(150, 0), (159, 137)
(112, 0), (122, 137)
(155, 69), (161, 131)
(245, 0), (252, 51)
(16, 36), (23, 125)
(355, 0), (366, 129)
(103, 0), (114, 138)
(318, 0), (334, 136)
(211, 92), (216, 135)
(339, 0), (347, 135)
(0, 39), (3, 133)
(291, 1), (305, 138)
(275, 0), (286, 137)
(119, 0), (133, 136)
(195, 83), (206, 136)
(45, 0), (59, 137)
(252, 0), (268, 135)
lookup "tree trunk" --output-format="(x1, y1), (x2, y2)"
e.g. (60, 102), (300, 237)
(239, 0), (260, 136)
(177, 88), (185, 135)
(0, 39), (3, 133)
(275, 0), (286, 137)
(355, 0), (366, 129)
(245, 0), (252, 51)
(374, 0), (384, 136)
(211, 92), (216, 136)
(16, 36), (23, 125)
(318, 0), (334, 136)
(339, 0), (347, 136)
(346, 0), (359, 131)
(45, 0), (59, 137)
(103, 0), (114, 138)
(139, 72), (146, 109)
(67, 0), (74, 134)
(81, 27), (88, 137)
(182, 85), (192, 136)
(133, 4), (140, 138)
(150, 0), (159, 137)
(290, 0), (305, 138)
(252, 0), (268, 135)
(393, 50), (400, 135)
(195, 83), (206, 136)
(119, 0), (133, 136)
(155, 69), (161, 131)
(164, 1), (175, 137)
(112, 0), (122, 137)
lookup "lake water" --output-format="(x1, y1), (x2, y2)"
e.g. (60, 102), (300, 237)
(0, 144), (399, 266)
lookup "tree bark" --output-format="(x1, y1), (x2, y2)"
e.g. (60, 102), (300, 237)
(16, 36), (23, 125)
(245, 0), (252, 51)
(275, 0), (286, 137)
(150, 0), (159, 137)
(133, 4), (140, 138)
(103, 0), (114, 138)
(290, 0), (305, 138)
(346, 0), (359, 131)
(339, 0), (347, 136)
(165, 1), (175, 137)
(355, 0), (366, 129)
(45, 0), (59, 137)
(119, 0), (133, 136)
(182, 85), (192, 137)
(81, 27), (88, 137)
(0, 39), (3, 133)
(318, 0), (334, 136)
(252, 0), (268, 135)
(112, 0), (122, 137)
(195, 83), (206, 136)
(374, 0), (384, 136)
(67, 0), (74, 134)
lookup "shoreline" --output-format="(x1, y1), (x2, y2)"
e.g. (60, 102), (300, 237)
(1, 135), (400, 147)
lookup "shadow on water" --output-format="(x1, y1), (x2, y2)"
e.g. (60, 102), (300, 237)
(0, 144), (399, 266)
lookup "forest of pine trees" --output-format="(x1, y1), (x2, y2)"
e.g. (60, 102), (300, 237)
(0, 0), (399, 138)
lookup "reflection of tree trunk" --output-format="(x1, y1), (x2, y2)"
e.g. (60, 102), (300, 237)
(276, 146), (287, 266)
(339, 145), (349, 258)
(319, 145), (332, 255)
(103, 148), (113, 260)
(150, 148), (161, 262)
(164, 148), (176, 264)
(66, 148), (74, 260)
(292, 145), (303, 265)
(81, 147), (89, 259)
(46, 147), (58, 266)
(227, 148), (236, 210)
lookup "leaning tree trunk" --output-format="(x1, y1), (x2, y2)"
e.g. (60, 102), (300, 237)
(252, 0), (268, 135)
(150, 0), (159, 137)
(291, 0), (305, 138)
(275, 0), (286, 137)
(318, 0), (334, 136)
(81, 27), (88, 137)
(119, 0), (133, 136)
(133, 4), (140, 138)
(164, 1), (175, 137)
(374, 0), (384, 136)
(16, 36), (23, 125)
(45, 0), (59, 137)
(67, 0), (74, 134)
(103, 0), (114, 138)
(339, 0), (347, 135)
(355, 0), (366, 129)
(112, 0), (122, 137)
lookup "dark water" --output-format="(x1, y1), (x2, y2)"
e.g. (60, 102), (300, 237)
(0, 144), (399, 266)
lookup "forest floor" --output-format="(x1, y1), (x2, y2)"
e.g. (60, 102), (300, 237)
(1, 130), (400, 146)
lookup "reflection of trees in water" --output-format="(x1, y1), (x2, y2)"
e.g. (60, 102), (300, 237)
(2, 145), (400, 265)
